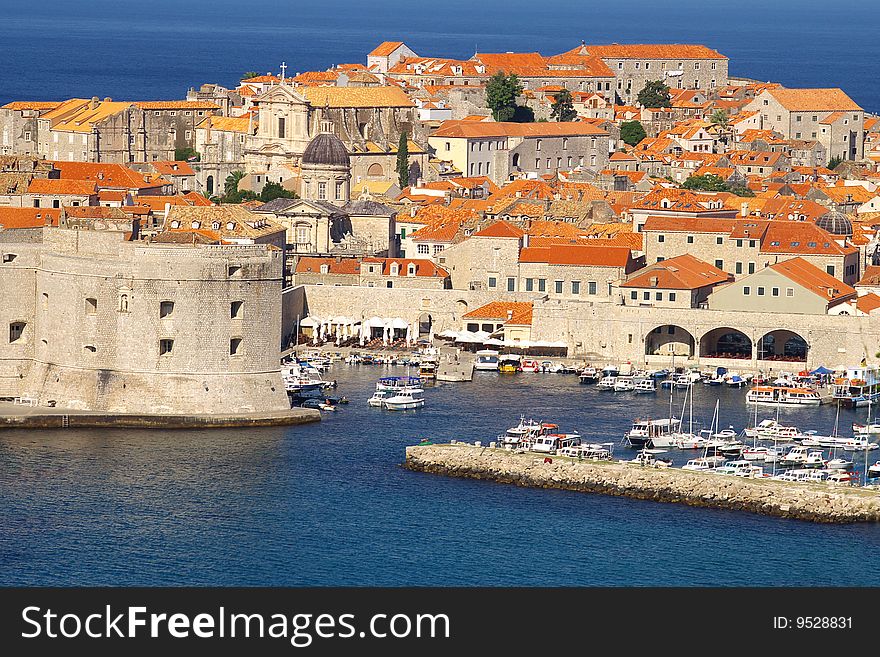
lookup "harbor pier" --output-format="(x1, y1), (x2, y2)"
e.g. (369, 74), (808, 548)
(404, 443), (880, 523)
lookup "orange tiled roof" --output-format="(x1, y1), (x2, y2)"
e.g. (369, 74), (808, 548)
(134, 101), (219, 110)
(769, 257), (856, 303)
(361, 257), (450, 278)
(519, 244), (632, 267)
(300, 86), (413, 108)
(370, 41), (406, 57)
(27, 178), (97, 195)
(761, 222), (856, 256)
(1, 101), (62, 111)
(463, 301), (533, 325)
(410, 220), (462, 242)
(52, 161), (163, 190)
(432, 120), (607, 138)
(563, 43), (727, 60)
(765, 88), (862, 112)
(622, 253), (730, 289)
(856, 293), (880, 314)
(473, 221), (525, 238)
(149, 161), (195, 177)
(0, 207), (61, 228)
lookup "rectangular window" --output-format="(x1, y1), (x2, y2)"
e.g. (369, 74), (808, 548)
(228, 265), (241, 277)
(771, 287), (779, 297)
(669, 292), (677, 302)
(538, 279), (546, 292)
(743, 286), (750, 295)
(488, 277), (497, 289)
(507, 277), (516, 292)
(417, 244), (429, 255)
(85, 298), (97, 315)
(826, 265), (835, 276)
(658, 234), (665, 243)
(278, 117), (286, 138)
(786, 288), (794, 297)
(757, 286), (765, 296)
(715, 259), (723, 269)
(554, 280), (563, 294)
(318, 182), (327, 200)
(630, 290), (637, 300)
(735, 262), (742, 274)
(9, 322), (25, 343)
(231, 301), (244, 319)
(336, 181), (344, 200)
(687, 235), (694, 244)
(588, 281), (597, 295)
(230, 338), (242, 356)
(716, 237), (723, 245)
(525, 278), (534, 292)
(748, 262), (755, 274)
(159, 301), (174, 318)
(571, 281), (581, 295)
(159, 339), (174, 355)
(655, 292), (663, 301)
(736, 239), (743, 247)
(643, 291), (650, 301)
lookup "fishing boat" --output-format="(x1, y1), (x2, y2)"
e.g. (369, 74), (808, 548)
(418, 355), (438, 380)
(832, 364), (880, 408)
(628, 449), (673, 468)
(383, 389), (425, 411)
(597, 375), (618, 390)
(498, 354), (521, 373)
(520, 358), (541, 373)
(474, 350), (500, 371)
(496, 417), (556, 449)
(531, 432), (581, 454)
(613, 377), (635, 392)
(624, 418), (681, 448)
(633, 377), (657, 393)
(745, 386), (822, 406)
(681, 456), (727, 471)
(559, 442), (614, 460)
(578, 367), (600, 383)
(282, 362), (327, 394)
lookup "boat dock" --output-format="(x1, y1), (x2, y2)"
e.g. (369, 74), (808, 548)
(404, 443), (880, 523)
(0, 402), (321, 430)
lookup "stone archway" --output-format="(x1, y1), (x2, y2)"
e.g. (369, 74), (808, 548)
(758, 329), (808, 363)
(418, 312), (432, 336)
(645, 325), (695, 357)
(700, 327), (752, 359)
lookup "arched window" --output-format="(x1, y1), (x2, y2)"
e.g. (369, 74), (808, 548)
(367, 163), (384, 177)
(118, 294), (129, 313)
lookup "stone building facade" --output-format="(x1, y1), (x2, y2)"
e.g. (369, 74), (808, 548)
(0, 227), (290, 414)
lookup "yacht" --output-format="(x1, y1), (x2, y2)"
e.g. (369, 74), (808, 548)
(624, 417), (681, 448)
(745, 386), (822, 406)
(744, 419), (802, 442)
(281, 363), (327, 394)
(867, 461), (880, 478)
(383, 389), (425, 411)
(741, 446), (785, 463)
(376, 375), (423, 391)
(474, 350), (500, 371)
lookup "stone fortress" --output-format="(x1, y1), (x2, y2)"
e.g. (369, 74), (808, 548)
(0, 226), (292, 415)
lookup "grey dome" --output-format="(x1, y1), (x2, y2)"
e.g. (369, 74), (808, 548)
(816, 210), (852, 236)
(302, 133), (349, 167)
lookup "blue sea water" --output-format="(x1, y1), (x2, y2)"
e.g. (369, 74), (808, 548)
(0, 0), (878, 111)
(2, 365), (879, 586)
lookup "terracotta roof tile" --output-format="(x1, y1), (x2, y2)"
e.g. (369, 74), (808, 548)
(0, 207), (60, 228)
(27, 178), (96, 195)
(765, 88), (861, 112)
(463, 301), (533, 325)
(769, 257), (856, 303)
(622, 253), (731, 289)
(519, 244), (632, 267)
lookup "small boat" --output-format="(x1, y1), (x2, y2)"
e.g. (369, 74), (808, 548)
(842, 437), (879, 451)
(682, 456), (727, 471)
(714, 460), (766, 478)
(867, 461), (880, 477)
(743, 419), (801, 442)
(597, 375), (618, 390)
(725, 374), (747, 388)
(497, 417), (555, 449)
(825, 471), (857, 486)
(825, 458), (854, 470)
(531, 432), (581, 455)
(498, 354), (521, 373)
(633, 378), (657, 393)
(520, 358), (541, 373)
(628, 449), (673, 468)
(474, 349), (500, 371)
(625, 417), (681, 448)
(559, 442), (614, 460)
(368, 390), (391, 407)
(578, 367), (600, 383)
(383, 389), (425, 411)
(853, 423), (880, 435)
(613, 377), (635, 392)
(741, 446), (785, 463)
(418, 356), (438, 380)
(718, 441), (745, 458)
(301, 398), (336, 412)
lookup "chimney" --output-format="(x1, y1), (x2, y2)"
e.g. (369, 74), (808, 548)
(507, 310), (513, 320)
(416, 177), (424, 188)
(740, 201), (749, 217)
(521, 233), (530, 248)
(650, 276), (659, 287)
(90, 96), (100, 110)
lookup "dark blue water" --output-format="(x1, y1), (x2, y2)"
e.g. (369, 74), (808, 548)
(1, 0), (878, 111)
(2, 365), (879, 586)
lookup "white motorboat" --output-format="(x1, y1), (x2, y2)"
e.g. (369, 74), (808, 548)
(633, 377), (657, 393)
(778, 446), (826, 468)
(597, 375), (618, 390)
(474, 350), (500, 371)
(613, 377), (635, 392)
(825, 458), (854, 470)
(744, 419), (801, 442)
(628, 449), (673, 468)
(368, 390), (391, 407)
(578, 367), (601, 384)
(497, 417), (556, 449)
(741, 446), (785, 463)
(281, 363), (327, 394)
(681, 456), (727, 471)
(559, 442), (614, 460)
(625, 418), (681, 448)
(867, 461), (880, 477)
(714, 460), (766, 477)
(383, 389), (425, 410)
(746, 386), (822, 406)
(842, 436), (879, 451)
(532, 433), (581, 454)
(853, 422), (880, 435)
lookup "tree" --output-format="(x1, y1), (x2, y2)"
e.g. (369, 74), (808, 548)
(486, 71), (522, 122)
(175, 146), (199, 162)
(620, 120), (647, 146)
(682, 174), (730, 192)
(241, 71), (262, 81)
(637, 80), (671, 109)
(709, 109), (730, 128)
(224, 171), (245, 197)
(828, 156), (844, 169)
(259, 182), (297, 202)
(511, 105), (535, 123)
(550, 89), (578, 122)
(220, 170), (258, 204)
(396, 131), (410, 188)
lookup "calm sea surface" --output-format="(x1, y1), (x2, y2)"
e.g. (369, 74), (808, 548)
(0, 0), (878, 111)
(2, 364), (879, 586)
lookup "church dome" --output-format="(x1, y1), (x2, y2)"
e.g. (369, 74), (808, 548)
(816, 210), (852, 236)
(302, 132), (349, 167)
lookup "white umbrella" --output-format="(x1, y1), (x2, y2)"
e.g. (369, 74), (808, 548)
(428, 326), (434, 343)
(437, 329), (458, 339)
(300, 316), (320, 328)
(405, 323), (412, 345)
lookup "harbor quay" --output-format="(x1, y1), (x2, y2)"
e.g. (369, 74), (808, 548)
(404, 443), (880, 523)
(290, 283), (880, 372)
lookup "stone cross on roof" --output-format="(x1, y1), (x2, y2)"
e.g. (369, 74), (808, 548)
(280, 62), (287, 83)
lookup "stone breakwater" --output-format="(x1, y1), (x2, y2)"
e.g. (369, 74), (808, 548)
(404, 444), (880, 523)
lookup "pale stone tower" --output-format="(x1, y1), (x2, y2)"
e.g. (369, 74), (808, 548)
(300, 118), (351, 207)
